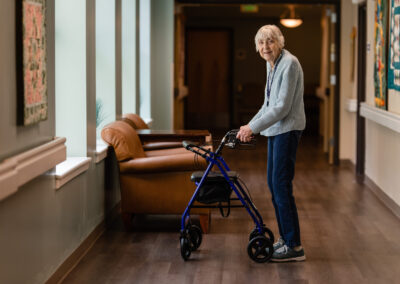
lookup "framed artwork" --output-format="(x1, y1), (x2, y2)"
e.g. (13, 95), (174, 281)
(375, 0), (388, 109)
(388, 1), (400, 95)
(16, 0), (48, 126)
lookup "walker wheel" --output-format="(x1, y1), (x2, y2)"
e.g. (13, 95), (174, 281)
(188, 225), (202, 251)
(249, 226), (275, 243)
(247, 235), (273, 263)
(180, 237), (191, 261)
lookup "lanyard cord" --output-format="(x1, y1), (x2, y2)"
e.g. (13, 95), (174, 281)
(266, 52), (283, 107)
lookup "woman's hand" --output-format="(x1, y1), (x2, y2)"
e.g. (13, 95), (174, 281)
(236, 125), (253, 142)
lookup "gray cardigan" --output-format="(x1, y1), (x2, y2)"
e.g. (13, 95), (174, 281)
(249, 49), (306, 137)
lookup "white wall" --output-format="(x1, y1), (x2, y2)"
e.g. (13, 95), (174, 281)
(363, 0), (400, 206)
(365, 120), (400, 204)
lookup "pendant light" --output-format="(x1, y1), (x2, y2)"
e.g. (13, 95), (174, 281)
(280, 5), (303, 28)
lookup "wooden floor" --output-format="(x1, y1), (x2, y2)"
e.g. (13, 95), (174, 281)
(63, 135), (400, 284)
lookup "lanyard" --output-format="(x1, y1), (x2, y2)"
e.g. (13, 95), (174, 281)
(266, 52), (283, 107)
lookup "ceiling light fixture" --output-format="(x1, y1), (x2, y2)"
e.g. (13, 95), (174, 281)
(280, 5), (303, 28)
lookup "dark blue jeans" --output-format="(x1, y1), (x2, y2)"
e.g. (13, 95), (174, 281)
(267, 130), (302, 248)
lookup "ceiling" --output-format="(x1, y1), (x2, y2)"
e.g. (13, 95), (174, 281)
(181, 4), (329, 20)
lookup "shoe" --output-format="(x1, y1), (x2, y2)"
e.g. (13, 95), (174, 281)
(273, 237), (285, 251)
(271, 245), (306, 262)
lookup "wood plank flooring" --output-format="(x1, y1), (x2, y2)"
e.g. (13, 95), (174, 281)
(62, 135), (400, 284)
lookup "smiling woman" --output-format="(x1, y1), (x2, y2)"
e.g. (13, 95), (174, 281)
(254, 25), (285, 67)
(237, 24), (306, 262)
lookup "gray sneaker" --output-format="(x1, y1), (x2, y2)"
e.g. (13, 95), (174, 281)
(271, 245), (306, 262)
(273, 237), (285, 251)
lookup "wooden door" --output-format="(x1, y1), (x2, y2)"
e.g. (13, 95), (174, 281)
(185, 29), (231, 130)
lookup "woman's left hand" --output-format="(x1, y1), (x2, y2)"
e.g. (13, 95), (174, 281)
(236, 125), (253, 142)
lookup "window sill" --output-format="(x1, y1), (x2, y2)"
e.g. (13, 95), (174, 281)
(360, 102), (400, 133)
(95, 140), (109, 163)
(0, 137), (66, 201)
(53, 157), (92, 190)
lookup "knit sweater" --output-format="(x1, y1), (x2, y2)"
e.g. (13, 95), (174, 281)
(248, 49), (306, 137)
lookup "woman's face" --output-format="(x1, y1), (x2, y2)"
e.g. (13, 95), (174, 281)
(258, 37), (281, 63)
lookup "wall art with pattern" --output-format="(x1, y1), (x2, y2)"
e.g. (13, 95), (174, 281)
(375, 0), (389, 109)
(16, 0), (48, 125)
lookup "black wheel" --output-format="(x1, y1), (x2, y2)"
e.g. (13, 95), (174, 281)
(249, 228), (260, 241)
(180, 237), (191, 261)
(249, 226), (275, 244)
(188, 225), (202, 251)
(247, 236), (273, 263)
(264, 227), (275, 243)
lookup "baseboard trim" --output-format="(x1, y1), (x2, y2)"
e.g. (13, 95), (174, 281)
(340, 159), (400, 219)
(364, 176), (400, 220)
(45, 202), (121, 284)
(340, 159), (355, 171)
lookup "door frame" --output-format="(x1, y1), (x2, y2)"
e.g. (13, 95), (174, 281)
(356, 3), (366, 180)
(333, 4), (341, 165)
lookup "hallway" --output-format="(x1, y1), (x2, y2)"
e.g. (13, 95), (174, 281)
(63, 136), (400, 284)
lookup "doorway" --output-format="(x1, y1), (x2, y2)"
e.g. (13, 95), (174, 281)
(176, 2), (341, 165)
(185, 29), (232, 130)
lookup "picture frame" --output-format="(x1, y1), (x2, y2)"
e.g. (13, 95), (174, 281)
(16, 0), (48, 126)
(388, 1), (400, 94)
(374, 0), (388, 109)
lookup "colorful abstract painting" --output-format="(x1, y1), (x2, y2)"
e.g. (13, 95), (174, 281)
(17, 0), (47, 125)
(375, 0), (388, 109)
(388, 1), (400, 96)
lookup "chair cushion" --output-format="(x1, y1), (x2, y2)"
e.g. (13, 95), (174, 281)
(101, 121), (146, 161)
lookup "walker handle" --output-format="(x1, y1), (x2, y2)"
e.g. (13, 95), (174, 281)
(182, 140), (197, 150)
(182, 140), (211, 159)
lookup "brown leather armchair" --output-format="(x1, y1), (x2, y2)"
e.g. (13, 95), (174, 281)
(122, 113), (183, 150)
(101, 121), (211, 233)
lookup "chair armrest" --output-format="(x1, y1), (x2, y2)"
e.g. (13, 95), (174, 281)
(142, 141), (183, 151)
(119, 153), (207, 174)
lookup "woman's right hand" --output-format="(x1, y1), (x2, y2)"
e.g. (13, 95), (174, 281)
(236, 125), (253, 142)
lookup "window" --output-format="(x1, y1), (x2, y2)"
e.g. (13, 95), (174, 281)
(55, 0), (87, 157)
(96, 0), (116, 138)
(122, 0), (137, 115)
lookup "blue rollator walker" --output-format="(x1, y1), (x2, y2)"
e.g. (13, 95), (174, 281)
(180, 129), (275, 263)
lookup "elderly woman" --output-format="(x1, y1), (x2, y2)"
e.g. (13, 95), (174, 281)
(237, 25), (306, 262)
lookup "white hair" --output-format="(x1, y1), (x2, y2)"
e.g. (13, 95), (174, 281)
(254, 25), (285, 51)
